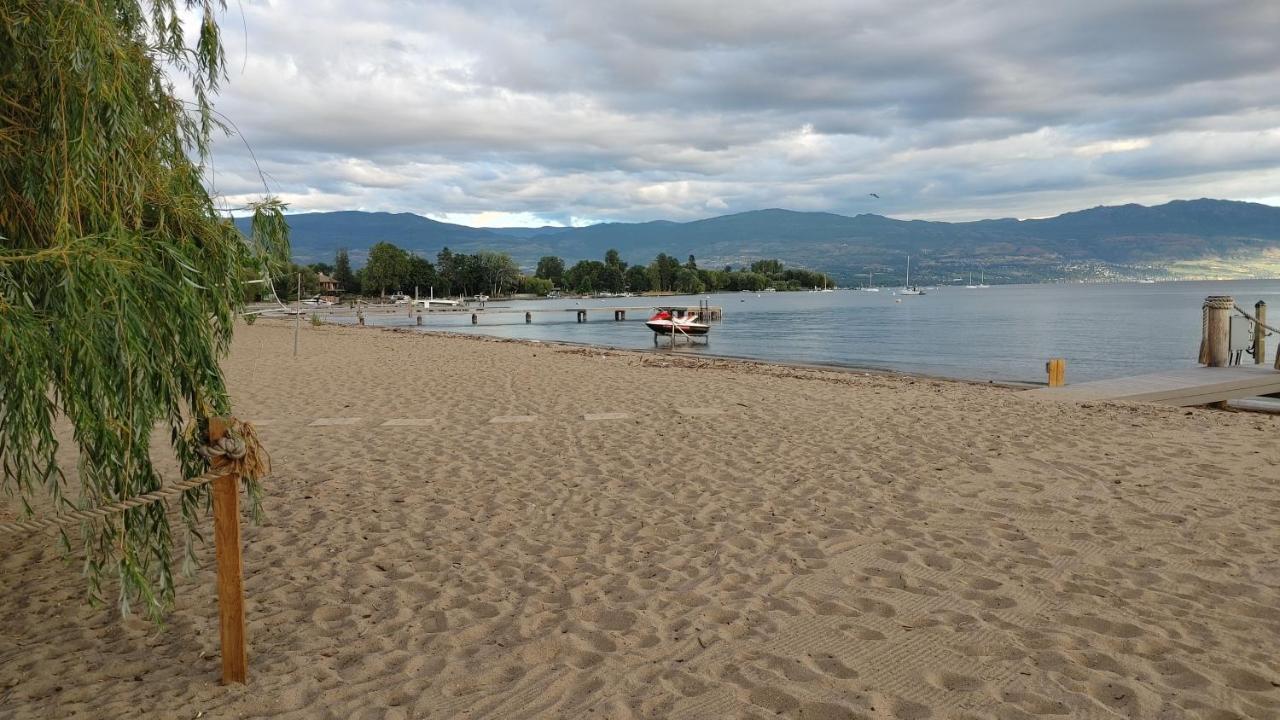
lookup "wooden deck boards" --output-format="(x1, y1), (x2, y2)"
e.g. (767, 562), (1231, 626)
(1025, 365), (1280, 406)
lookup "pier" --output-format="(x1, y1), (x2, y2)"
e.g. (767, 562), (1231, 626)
(1026, 365), (1280, 406)
(291, 303), (723, 325)
(1028, 294), (1280, 407)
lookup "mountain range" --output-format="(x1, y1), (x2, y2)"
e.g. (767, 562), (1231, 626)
(235, 199), (1280, 283)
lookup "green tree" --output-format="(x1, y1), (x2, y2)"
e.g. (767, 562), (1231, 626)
(649, 253), (681, 291)
(518, 276), (554, 296)
(0, 0), (286, 618)
(405, 255), (437, 295)
(675, 268), (705, 294)
(600, 265), (625, 293)
(273, 263), (321, 301)
(686, 254), (698, 271)
(750, 259), (784, 276)
(436, 247), (458, 296)
(564, 260), (605, 293)
(308, 262), (334, 275)
(624, 265), (651, 292)
(604, 248), (626, 271)
(364, 242), (410, 297)
(535, 255), (565, 285)
(474, 250), (520, 295)
(333, 248), (355, 291)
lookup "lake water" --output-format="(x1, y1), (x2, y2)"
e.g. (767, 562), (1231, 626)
(350, 279), (1280, 384)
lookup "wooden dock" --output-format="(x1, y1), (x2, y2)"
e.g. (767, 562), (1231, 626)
(1025, 365), (1280, 406)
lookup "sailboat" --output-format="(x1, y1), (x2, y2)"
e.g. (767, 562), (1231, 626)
(899, 255), (925, 295)
(858, 270), (880, 292)
(976, 270), (989, 289)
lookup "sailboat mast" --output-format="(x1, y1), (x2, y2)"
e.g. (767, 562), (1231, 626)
(906, 255), (910, 288)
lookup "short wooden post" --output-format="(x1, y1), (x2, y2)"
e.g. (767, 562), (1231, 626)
(208, 418), (248, 685)
(1253, 300), (1266, 365)
(1202, 296), (1233, 367)
(1046, 358), (1066, 387)
(577, 310), (586, 323)
(525, 311), (532, 324)
(471, 313), (478, 325)
(416, 315), (422, 326)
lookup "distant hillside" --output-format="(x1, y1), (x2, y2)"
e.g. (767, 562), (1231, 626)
(239, 199), (1280, 283)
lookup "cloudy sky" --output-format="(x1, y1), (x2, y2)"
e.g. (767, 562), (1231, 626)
(204, 0), (1280, 226)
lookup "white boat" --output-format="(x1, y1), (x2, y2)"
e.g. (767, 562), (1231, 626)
(965, 272), (978, 289)
(977, 270), (989, 288)
(645, 308), (711, 336)
(300, 295), (334, 306)
(858, 271), (879, 291)
(1137, 279), (1156, 284)
(899, 255), (925, 295)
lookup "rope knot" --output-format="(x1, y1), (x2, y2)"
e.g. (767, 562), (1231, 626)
(197, 434), (247, 461)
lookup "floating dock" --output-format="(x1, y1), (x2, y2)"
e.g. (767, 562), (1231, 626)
(1025, 365), (1280, 406)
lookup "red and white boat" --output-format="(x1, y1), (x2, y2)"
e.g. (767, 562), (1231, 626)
(645, 308), (711, 336)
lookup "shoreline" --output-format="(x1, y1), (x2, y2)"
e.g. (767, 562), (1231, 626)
(273, 316), (1047, 390)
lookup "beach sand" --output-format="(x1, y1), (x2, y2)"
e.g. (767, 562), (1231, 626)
(2, 321), (1279, 719)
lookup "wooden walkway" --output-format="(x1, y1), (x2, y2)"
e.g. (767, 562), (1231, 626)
(1025, 365), (1280, 406)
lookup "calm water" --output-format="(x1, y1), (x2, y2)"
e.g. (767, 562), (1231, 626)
(350, 280), (1280, 383)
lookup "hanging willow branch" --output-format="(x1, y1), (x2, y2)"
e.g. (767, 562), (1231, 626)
(0, 1), (288, 619)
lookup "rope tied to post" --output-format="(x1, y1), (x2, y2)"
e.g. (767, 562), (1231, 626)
(1233, 304), (1280, 337)
(0, 419), (270, 538)
(191, 418), (271, 483)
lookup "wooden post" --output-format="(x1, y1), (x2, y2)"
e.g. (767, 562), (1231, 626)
(1253, 300), (1266, 365)
(293, 273), (301, 358)
(525, 311), (532, 324)
(1203, 296), (1233, 367)
(208, 418), (247, 685)
(471, 313), (478, 325)
(1046, 358), (1066, 387)
(416, 315), (422, 326)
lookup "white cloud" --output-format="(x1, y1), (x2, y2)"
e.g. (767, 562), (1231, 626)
(201, 0), (1280, 225)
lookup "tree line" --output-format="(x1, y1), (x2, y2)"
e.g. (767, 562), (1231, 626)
(261, 243), (833, 300)
(541, 252), (834, 294)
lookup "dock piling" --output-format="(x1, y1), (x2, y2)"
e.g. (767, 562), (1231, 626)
(1046, 358), (1066, 387)
(471, 313), (478, 325)
(525, 311), (532, 324)
(1253, 300), (1266, 365)
(1200, 296), (1234, 367)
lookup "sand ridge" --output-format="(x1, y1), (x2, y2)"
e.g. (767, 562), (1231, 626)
(1, 321), (1278, 719)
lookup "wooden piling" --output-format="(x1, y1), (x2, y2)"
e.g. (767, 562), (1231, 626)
(416, 315), (422, 326)
(1202, 296), (1233, 367)
(1046, 358), (1066, 387)
(525, 311), (532, 324)
(208, 418), (248, 685)
(1254, 300), (1266, 365)
(471, 313), (478, 325)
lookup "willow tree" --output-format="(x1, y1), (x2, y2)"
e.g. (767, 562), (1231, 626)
(0, 1), (286, 618)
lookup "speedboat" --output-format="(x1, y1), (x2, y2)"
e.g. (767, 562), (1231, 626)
(645, 308), (711, 336)
(300, 295), (334, 306)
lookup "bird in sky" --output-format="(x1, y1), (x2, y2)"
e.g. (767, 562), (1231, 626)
(868, 193), (880, 198)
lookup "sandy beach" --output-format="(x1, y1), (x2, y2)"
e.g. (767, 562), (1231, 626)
(2, 320), (1279, 719)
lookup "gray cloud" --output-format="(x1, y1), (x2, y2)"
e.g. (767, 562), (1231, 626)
(203, 0), (1280, 224)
